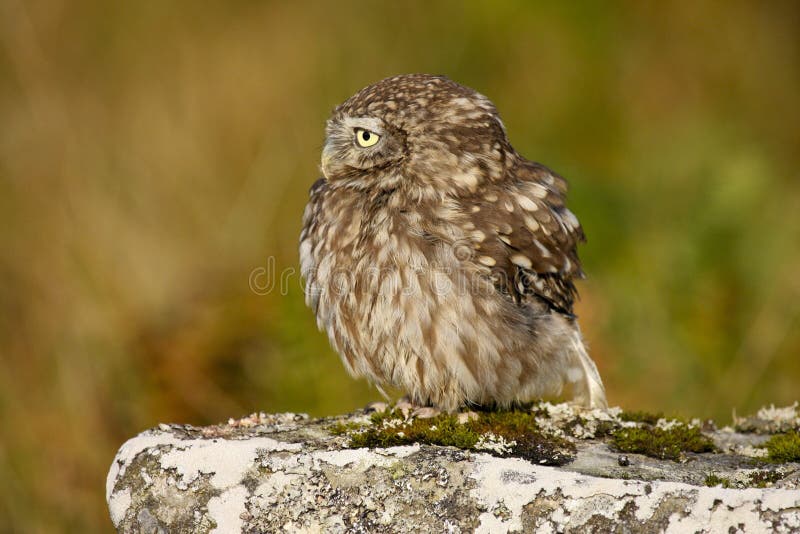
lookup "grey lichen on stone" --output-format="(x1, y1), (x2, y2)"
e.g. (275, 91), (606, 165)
(107, 405), (800, 533)
(734, 402), (800, 434)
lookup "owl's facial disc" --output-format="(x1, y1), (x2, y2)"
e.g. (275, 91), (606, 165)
(321, 116), (405, 183)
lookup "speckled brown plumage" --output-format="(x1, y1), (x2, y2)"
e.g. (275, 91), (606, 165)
(300, 74), (606, 411)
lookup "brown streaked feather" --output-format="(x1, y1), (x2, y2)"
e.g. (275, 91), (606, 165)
(457, 159), (585, 315)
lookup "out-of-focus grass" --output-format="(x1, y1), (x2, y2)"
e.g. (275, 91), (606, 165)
(0, 1), (797, 531)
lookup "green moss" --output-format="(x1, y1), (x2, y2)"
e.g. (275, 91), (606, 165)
(559, 415), (618, 439)
(329, 421), (365, 435)
(746, 469), (787, 487)
(562, 415), (587, 437)
(593, 420), (619, 438)
(611, 423), (715, 461)
(704, 470), (787, 489)
(368, 409), (404, 426)
(348, 413), (476, 449)
(761, 431), (800, 463)
(619, 410), (665, 425)
(704, 474), (733, 488)
(340, 409), (575, 466)
(469, 411), (575, 464)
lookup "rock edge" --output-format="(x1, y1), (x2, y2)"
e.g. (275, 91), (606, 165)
(107, 405), (800, 533)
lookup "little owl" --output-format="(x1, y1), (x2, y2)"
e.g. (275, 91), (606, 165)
(300, 74), (607, 412)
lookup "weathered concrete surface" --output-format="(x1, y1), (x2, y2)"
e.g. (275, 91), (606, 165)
(107, 405), (800, 533)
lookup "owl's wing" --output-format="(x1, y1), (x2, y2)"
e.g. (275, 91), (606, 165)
(460, 160), (585, 316)
(299, 178), (329, 313)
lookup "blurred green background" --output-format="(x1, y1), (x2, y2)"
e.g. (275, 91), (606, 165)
(0, 1), (798, 531)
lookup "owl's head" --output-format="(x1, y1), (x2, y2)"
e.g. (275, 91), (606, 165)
(321, 74), (510, 195)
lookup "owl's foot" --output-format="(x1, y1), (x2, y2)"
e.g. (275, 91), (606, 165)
(411, 406), (441, 419)
(457, 411), (479, 424)
(394, 398), (441, 419)
(394, 397), (413, 417)
(364, 401), (389, 414)
(394, 398), (477, 422)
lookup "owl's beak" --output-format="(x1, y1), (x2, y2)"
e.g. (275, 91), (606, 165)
(320, 140), (335, 179)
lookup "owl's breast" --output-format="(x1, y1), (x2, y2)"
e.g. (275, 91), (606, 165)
(302, 189), (442, 367)
(301, 185), (546, 407)
(306, 197), (431, 320)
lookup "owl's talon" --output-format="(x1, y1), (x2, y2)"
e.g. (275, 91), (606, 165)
(395, 399), (414, 418)
(364, 401), (388, 414)
(412, 407), (441, 419)
(457, 411), (479, 424)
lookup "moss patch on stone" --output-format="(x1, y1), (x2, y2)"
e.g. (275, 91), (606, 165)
(745, 469), (789, 487)
(611, 423), (715, 461)
(562, 415), (617, 439)
(329, 421), (365, 436)
(619, 410), (665, 426)
(336, 409), (575, 466)
(704, 469), (788, 489)
(761, 431), (800, 463)
(704, 474), (733, 488)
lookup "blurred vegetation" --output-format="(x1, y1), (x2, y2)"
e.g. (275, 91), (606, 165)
(0, 1), (798, 531)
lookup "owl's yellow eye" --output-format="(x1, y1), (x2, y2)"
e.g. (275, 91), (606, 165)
(355, 128), (380, 148)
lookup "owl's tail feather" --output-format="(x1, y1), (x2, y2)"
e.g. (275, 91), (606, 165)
(568, 330), (608, 409)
